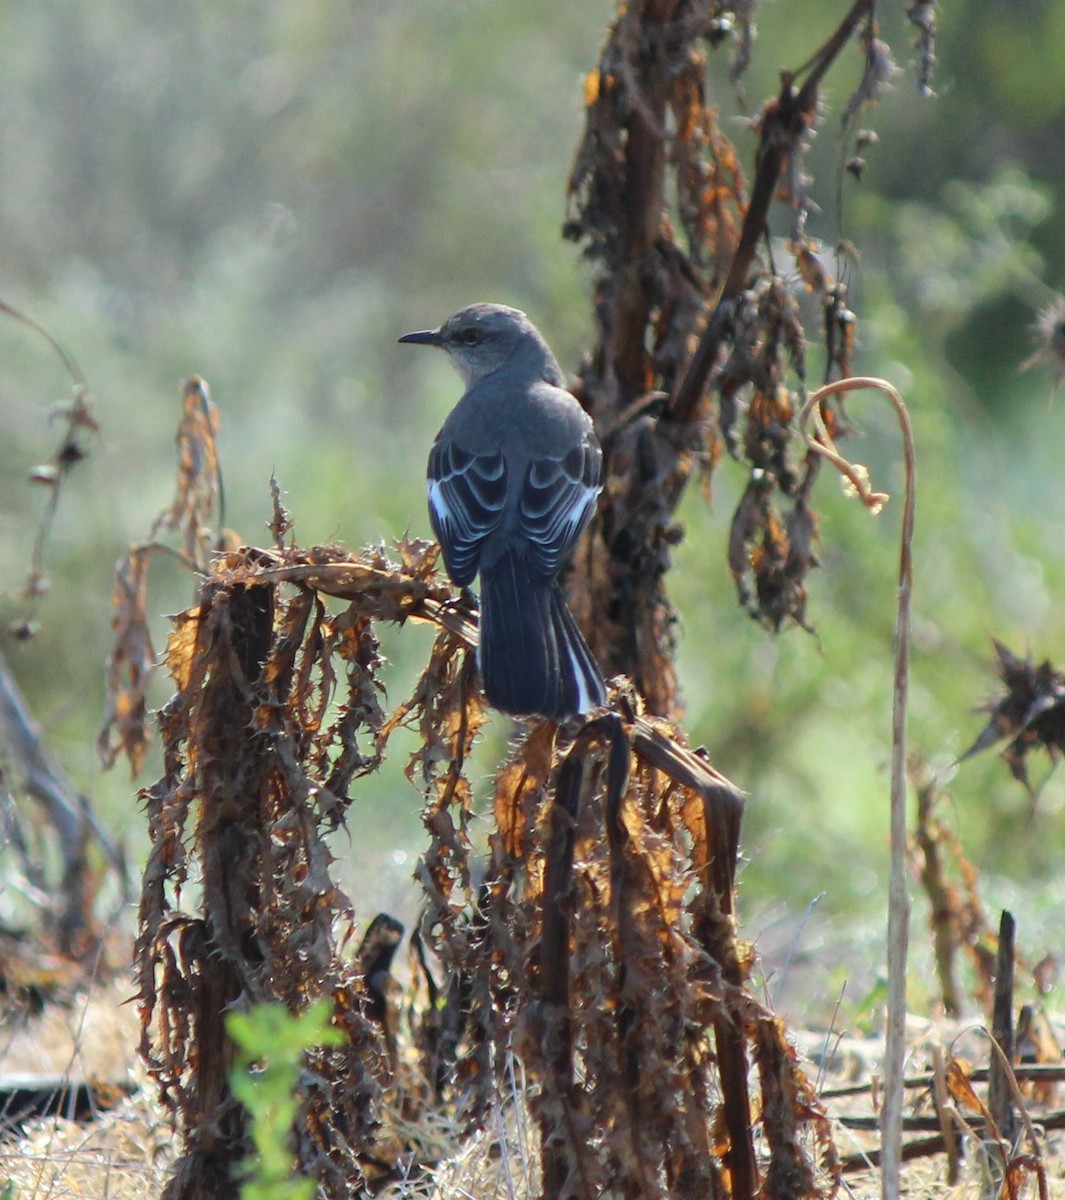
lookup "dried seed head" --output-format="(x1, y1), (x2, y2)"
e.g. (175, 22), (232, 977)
(1024, 295), (1065, 379)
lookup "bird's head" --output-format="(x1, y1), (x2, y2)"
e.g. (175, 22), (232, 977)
(399, 303), (562, 388)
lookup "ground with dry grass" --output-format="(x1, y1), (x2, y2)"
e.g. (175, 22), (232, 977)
(3, 939), (1064, 1200)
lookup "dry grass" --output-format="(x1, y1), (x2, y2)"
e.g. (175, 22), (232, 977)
(0, 969), (174, 1200)
(0, 974), (139, 1080)
(3, 975), (1064, 1200)
(2, 1087), (174, 1200)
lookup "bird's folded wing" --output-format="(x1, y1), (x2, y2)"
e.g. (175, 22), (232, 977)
(427, 441), (507, 585)
(518, 437), (603, 576)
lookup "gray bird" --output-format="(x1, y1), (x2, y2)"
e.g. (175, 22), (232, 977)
(400, 303), (606, 718)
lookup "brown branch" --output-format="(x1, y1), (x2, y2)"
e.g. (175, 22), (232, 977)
(0, 649), (127, 954)
(839, 1106), (1065, 1175)
(670, 0), (875, 423)
(913, 770), (963, 1017)
(988, 911), (1019, 1149)
(932, 1045), (963, 1185)
(823, 1061), (1065, 1100)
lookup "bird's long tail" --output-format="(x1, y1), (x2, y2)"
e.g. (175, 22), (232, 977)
(478, 549), (605, 719)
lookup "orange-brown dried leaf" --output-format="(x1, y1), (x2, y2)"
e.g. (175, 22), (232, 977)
(493, 721), (556, 860)
(160, 376), (223, 566)
(793, 240), (832, 294)
(946, 1057), (989, 1118)
(166, 605), (205, 696)
(1016, 1004), (1062, 1107)
(680, 783), (710, 875)
(98, 548), (156, 772)
(1003, 1156), (1032, 1200)
(753, 1015), (838, 1199)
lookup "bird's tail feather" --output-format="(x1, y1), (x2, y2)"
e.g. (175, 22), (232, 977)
(478, 550), (605, 719)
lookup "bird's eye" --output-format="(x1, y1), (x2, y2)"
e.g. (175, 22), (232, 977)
(459, 327), (482, 346)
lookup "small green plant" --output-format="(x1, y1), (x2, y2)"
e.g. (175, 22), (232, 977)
(227, 1000), (344, 1200)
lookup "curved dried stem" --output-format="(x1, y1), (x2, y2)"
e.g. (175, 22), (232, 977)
(799, 374), (916, 1200)
(977, 1027), (1050, 1200)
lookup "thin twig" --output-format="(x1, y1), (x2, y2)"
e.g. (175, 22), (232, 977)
(670, 0), (875, 423)
(931, 1045), (961, 1185)
(0, 297), (85, 386)
(822, 1061), (1065, 1100)
(0, 298), (95, 639)
(127, 541), (208, 577)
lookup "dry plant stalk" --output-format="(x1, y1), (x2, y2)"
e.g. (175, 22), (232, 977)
(0, 297), (119, 956)
(134, 543), (429, 1198)
(101, 378), (450, 1196)
(0, 294), (96, 642)
(564, 0), (934, 720)
(99, 376), (227, 775)
(909, 763), (997, 1016)
(799, 376), (916, 1200)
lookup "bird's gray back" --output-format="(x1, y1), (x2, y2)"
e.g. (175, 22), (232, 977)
(439, 370), (593, 462)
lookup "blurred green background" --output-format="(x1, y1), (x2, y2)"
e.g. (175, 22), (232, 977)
(2, 1), (1063, 1019)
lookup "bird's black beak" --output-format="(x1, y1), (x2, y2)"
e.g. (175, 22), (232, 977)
(398, 328), (443, 347)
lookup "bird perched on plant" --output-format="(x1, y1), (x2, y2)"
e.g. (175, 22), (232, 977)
(399, 303), (606, 719)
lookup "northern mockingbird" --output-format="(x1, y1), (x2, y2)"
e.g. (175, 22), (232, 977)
(400, 303), (606, 718)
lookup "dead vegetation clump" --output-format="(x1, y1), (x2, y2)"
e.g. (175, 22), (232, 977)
(98, 519), (836, 1198)
(1, 2), (990, 1198)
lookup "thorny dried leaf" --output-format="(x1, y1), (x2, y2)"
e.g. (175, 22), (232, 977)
(269, 471), (293, 548)
(155, 376), (223, 565)
(97, 548), (157, 774)
(961, 640), (1065, 797)
(121, 529), (493, 1200)
(793, 240), (831, 295)
(945, 1057), (991, 1120)
(99, 376), (230, 774)
(492, 721), (556, 861)
(910, 764), (996, 1017)
(753, 1018), (840, 1200)
(728, 474), (816, 630)
(841, 23), (900, 133)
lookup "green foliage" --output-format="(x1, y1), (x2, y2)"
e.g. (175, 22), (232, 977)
(227, 1000), (344, 1200)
